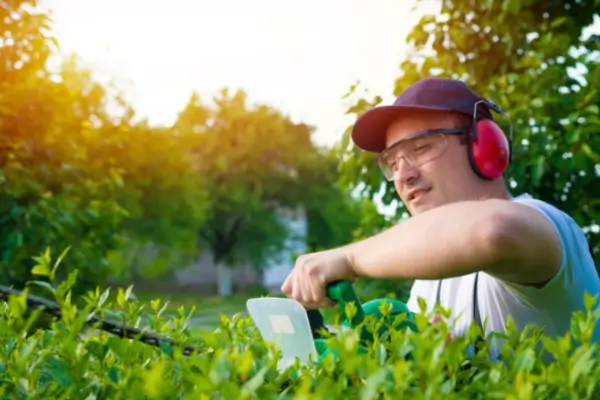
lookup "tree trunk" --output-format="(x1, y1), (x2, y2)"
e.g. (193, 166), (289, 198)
(217, 263), (233, 297)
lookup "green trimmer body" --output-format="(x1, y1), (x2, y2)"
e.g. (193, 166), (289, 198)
(246, 280), (418, 370)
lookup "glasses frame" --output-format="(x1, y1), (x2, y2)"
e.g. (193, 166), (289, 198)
(377, 128), (469, 181)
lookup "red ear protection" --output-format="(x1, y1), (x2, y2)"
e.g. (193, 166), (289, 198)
(467, 100), (513, 180)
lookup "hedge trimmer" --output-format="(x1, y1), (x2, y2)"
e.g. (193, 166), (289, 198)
(0, 284), (200, 356)
(247, 280), (419, 370)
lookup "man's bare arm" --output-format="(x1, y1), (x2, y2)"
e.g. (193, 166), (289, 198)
(344, 199), (562, 286)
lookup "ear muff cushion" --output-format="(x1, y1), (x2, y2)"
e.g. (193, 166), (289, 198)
(470, 119), (510, 180)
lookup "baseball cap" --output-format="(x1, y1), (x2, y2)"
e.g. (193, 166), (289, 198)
(350, 77), (493, 153)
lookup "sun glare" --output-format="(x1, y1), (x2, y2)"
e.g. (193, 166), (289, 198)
(39, 0), (439, 147)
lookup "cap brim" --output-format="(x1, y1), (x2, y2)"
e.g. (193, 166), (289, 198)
(351, 105), (462, 153)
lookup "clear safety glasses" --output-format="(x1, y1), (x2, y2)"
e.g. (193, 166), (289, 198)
(377, 128), (469, 181)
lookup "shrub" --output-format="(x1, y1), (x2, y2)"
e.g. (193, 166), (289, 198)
(0, 251), (599, 399)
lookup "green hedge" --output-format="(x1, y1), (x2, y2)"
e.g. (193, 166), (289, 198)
(0, 256), (599, 399)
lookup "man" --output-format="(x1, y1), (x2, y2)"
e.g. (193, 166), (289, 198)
(281, 77), (600, 345)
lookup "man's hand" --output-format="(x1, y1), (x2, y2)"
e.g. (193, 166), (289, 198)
(281, 248), (357, 309)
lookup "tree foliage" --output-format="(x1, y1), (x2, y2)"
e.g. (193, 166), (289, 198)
(173, 89), (361, 271)
(1, 0), (207, 290)
(338, 0), (600, 262)
(0, 1), (129, 291)
(0, 0), (358, 294)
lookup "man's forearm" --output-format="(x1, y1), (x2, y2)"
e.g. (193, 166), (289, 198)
(344, 199), (513, 280)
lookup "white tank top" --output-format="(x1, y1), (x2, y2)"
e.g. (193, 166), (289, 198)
(406, 193), (600, 358)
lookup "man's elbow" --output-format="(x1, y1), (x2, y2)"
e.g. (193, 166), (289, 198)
(475, 207), (562, 283)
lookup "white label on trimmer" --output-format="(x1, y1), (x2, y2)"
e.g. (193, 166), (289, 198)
(268, 314), (295, 334)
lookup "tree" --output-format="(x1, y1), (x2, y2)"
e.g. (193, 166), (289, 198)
(98, 121), (212, 282)
(0, 1), (213, 292)
(337, 0), (600, 264)
(173, 88), (333, 295)
(0, 0), (130, 292)
(299, 147), (387, 252)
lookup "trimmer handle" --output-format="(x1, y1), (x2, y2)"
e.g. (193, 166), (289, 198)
(326, 280), (366, 328)
(306, 280), (372, 344)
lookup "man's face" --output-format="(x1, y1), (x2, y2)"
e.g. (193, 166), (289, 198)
(382, 111), (479, 215)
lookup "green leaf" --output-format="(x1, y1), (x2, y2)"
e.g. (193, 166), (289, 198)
(43, 357), (73, 386)
(550, 17), (568, 28)
(116, 288), (127, 309)
(540, 336), (562, 360)
(143, 360), (167, 398)
(502, 0), (521, 13)
(31, 263), (51, 278)
(98, 288), (110, 308)
(107, 366), (120, 384)
(573, 154), (588, 170)
(28, 280), (56, 296)
(583, 292), (598, 311)
(565, 129), (580, 144)
(581, 144), (600, 163)
(513, 348), (536, 372)
(31, 248), (52, 277)
(85, 341), (108, 361)
(221, 381), (241, 400)
(531, 155), (545, 186)
(50, 246), (71, 281)
(483, 0), (496, 9)
(107, 337), (128, 360)
(8, 290), (28, 319)
(159, 341), (174, 358)
(531, 98), (544, 108)
(361, 367), (392, 400)
(240, 365), (268, 397)
(569, 348), (596, 387)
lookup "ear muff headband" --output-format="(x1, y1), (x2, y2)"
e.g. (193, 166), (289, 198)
(467, 99), (513, 180)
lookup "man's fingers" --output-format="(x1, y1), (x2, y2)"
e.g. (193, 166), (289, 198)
(323, 298), (337, 308)
(302, 301), (321, 310)
(281, 254), (342, 310)
(309, 281), (322, 305)
(280, 277), (291, 295)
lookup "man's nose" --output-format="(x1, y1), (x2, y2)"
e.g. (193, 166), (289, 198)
(393, 157), (419, 184)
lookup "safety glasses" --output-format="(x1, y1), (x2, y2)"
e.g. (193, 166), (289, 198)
(377, 128), (469, 181)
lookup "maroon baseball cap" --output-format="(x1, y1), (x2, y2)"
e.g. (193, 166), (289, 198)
(350, 77), (492, 153)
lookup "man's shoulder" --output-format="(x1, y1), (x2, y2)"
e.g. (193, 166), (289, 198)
(510, 193), (560, 210)
(508, 193), (596, 275)
(509, 193), (575, 226)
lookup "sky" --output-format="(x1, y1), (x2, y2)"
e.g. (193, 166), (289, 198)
(38, 0), (440, 148)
